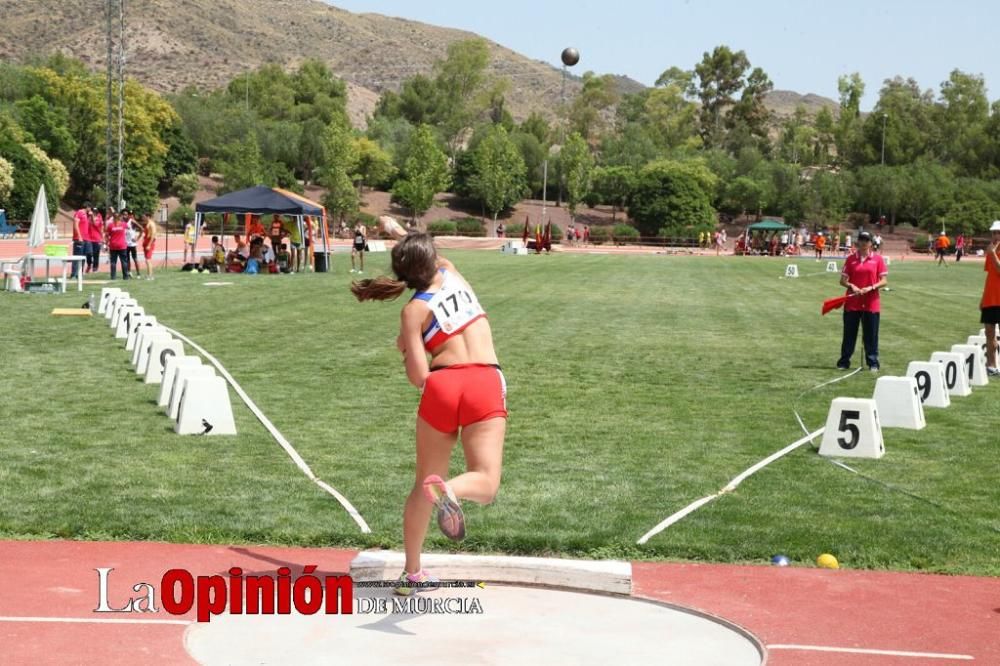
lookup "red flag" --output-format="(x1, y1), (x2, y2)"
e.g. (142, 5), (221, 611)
(544, 221), (552, 252)
(821, 295), (849, 315)
(522, 216), (529, 245)
(535, 224), (542, 254)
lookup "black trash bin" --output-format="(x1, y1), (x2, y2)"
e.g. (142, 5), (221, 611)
(315, 251), (330, 273)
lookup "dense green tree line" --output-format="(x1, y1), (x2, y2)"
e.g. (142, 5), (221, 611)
(3, 43), (1000, 235)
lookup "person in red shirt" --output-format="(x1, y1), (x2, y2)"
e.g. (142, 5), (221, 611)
(71, 203), (90, 278)
(980, 221), (1000, 375)
(837, 231), (888, 371)
(106, 211), (130, 280)
(89, 209), (106, 273)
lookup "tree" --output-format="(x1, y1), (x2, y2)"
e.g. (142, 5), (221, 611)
(725, 66), (773, 149)
(171, 173), (199, 207)
(469, 125), (527, 234)
(321, 124), (359, 180)
(391, 125), (450, 220)
(898, 160), (955, 230)
(0, 114), (59, 219)
(160, 122), (198, 189)
(804, 170), (852, 228)
(218, 133), (267, 193)
(591, 166), (635, 221)
(864, 77), (935, 166)
(813, 107), (836, 164)
(692, 46), (751, 149)
(629, 159), (717, 237)
(777, 106), (816, 165)
(854, 165), (905, 229)
(559, 132), (594, 220)
(934, 69), (990, 176)
(520, 112), (551, 146)
(434, 39), (491, 161)
(510, 130), (546, 197)
(568, 72), (619, 145)
(725, 175), (769, 218)
(13, 95), (77, 164)
(643, 84), (700, 152)
(353, 137), (396, 191)
(599, 123), (660, 170)
(942, 179), (1000, 234)
(0, 156), (13, 202)
(322, 170), (359, 224)
(835, 73), (865, 166)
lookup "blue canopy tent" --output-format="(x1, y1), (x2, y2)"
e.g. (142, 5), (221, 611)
(194, 185), (331, 267)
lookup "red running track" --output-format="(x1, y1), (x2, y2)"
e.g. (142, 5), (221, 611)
(1, 541), (996, 665)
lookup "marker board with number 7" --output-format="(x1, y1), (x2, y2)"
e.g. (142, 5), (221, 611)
(819, 397), (885, 459)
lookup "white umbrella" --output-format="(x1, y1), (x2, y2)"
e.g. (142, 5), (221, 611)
(27, 184), (48, 249)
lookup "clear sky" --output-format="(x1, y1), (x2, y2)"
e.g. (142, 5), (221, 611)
(325, 0), (996, 111)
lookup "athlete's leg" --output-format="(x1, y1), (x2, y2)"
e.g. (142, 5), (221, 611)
(449, 416), (506, 505)
(403, 416), (457, 574)
(986, 323), (998, 369)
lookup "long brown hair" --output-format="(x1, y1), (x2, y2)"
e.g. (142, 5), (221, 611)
(350, 232), (438, 301)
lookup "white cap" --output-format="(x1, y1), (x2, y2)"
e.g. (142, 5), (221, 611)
(991, 220), (1000, 232)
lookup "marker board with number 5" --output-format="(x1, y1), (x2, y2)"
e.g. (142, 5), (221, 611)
(819, 397), (885, 459)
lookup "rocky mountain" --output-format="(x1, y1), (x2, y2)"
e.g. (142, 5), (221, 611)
(0, 0), (836, 127)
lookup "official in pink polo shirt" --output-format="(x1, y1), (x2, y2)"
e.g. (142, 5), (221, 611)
(837, 231), (888, 371)
(106, 211), (130, 280)
(71, 203), (90, 278)
(88, 209), (105, 273)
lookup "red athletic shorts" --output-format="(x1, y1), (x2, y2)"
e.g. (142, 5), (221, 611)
(418, 364), (507, 433)
(143, 241), (155, 260)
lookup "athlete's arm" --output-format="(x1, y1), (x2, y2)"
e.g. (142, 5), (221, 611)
(400, 302), (430, 388)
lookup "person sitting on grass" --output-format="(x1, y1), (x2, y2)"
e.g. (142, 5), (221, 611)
(225, 233), (248, 270)
(199, 236), (226, 272)
(276, 243), (292, 274)
(244, 237), (264, 274)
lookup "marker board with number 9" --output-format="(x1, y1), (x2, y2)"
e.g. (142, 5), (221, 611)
(905, 361), (950, 409)
(819, 397), (885, 459)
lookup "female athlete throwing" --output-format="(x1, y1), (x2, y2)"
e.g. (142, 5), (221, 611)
(351, 233), (507, 595)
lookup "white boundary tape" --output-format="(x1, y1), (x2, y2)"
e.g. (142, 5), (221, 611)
(767, 645), (973, 660)
(162, 325), (371, 534)
(637, 368), (862, 545)
(636, 427), (823, 545)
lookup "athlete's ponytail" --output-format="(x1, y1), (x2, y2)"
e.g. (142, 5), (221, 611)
(350, 276), (407, 301)
(349, 232), (438, 302)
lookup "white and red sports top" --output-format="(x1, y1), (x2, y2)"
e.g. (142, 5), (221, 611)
(411, 268), (486, 352)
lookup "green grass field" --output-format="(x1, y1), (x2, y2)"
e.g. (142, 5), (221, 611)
(1, 251), (997, 575)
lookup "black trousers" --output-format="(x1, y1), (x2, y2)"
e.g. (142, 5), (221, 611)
(839, 310), (880, 369)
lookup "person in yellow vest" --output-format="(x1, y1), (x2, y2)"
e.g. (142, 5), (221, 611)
(183, 217), (197, 265)
(283, 217), (304, 273)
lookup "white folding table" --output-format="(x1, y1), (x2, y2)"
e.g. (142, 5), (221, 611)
(23, 254), (87, 292)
